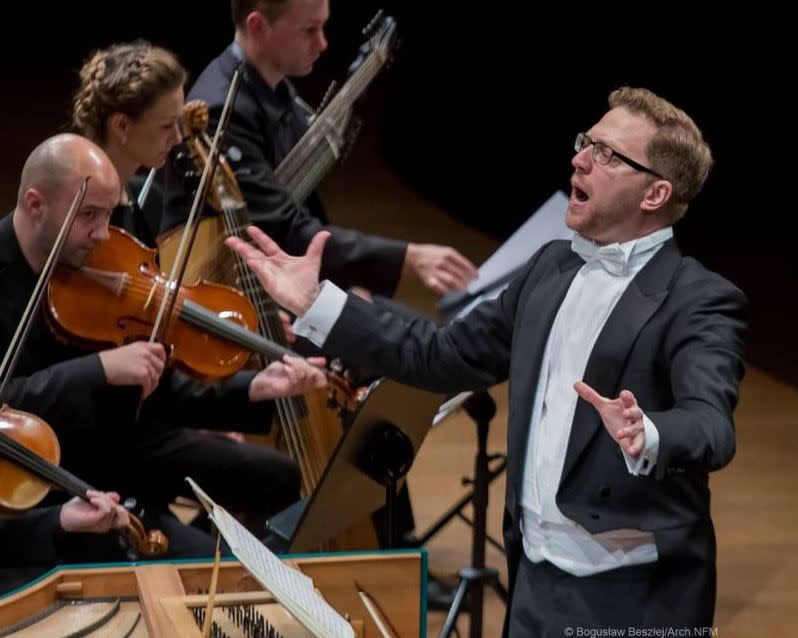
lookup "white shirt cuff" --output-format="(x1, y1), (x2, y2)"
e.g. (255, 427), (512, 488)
(623, 413), (660, 476)
(292, 280), (348, 347)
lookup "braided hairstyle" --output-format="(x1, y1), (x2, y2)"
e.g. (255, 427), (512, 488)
(72, 40), (186, 144)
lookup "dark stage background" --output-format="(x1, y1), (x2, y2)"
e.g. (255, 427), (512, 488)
(0, 2), (793, 385)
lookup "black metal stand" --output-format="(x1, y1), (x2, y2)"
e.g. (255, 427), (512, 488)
(264, 379), (443, 553)
(406, 390), (508, 637)
(384, 478), (397, 548)
(357, 420), (415, 549)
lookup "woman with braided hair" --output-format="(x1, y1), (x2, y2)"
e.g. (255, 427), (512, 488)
(72, 40), (185, 246)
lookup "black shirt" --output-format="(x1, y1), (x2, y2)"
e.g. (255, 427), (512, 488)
(161, 44), (407, 297)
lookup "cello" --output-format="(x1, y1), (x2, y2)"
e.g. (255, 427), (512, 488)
(0, 178), (167, 558)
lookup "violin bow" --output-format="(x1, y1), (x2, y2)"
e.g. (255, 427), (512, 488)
(0, 177), (89, 399)
(148, 69), (242, 346)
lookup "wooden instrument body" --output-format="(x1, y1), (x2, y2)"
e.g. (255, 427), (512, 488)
(0, 405), (60, 511)
(49, 226), (258, 382)
(162, 101), (379, 550)
(0, 550), (426, 638)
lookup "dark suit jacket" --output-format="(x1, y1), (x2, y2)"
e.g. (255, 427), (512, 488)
(319, 238), (747, 612)
(162, 45), (407, 296)
(0, 507), (71, 593)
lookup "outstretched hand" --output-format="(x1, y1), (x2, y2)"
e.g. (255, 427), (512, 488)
(405, 243), (478, 295)
(573, 381), (646, 457)
(225, 226), (330, 316)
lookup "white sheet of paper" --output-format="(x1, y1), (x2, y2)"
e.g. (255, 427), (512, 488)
(210, 506), (354, 638)
(466, 190), (572, 294)
(433, 391), (473, 426)
(185, 476), (216, 515)
(186, 477), (354, 638)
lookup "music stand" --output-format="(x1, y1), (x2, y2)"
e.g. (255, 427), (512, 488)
(440, 190), (571, 314)
(265, 378), (444, 552)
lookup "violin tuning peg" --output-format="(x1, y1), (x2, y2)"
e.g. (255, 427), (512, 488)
(330, 358), (345, 374)
(362, 9), (384, 37)
(316, 81), (337, 114)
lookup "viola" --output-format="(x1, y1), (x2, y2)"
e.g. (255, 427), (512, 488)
(0, 404), (168, 557)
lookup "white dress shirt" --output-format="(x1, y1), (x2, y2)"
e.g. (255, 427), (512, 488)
(519, 226), (672, 576)
(294, 227), (674, 576)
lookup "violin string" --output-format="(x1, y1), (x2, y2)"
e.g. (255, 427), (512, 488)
(150, 71), (241, 345)
(64, 273), (293, 361)
(277, 53), (381, 180)
(218, 201), (309, 475)
(243, 226), (330, 487)
(0, 431), (88, 498)
(0, 424), (162, 556)
(179, 124), (330, 493)
(71, 242), (330, 490)
(221, 201), (324, 491)
(159, 208), (324, 492)
(222, 203), (323, 491)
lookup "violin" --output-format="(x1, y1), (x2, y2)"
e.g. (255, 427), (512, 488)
(0, 404), (168, 557)
(49, 225), (260, 382)
(45, 72), (259, 382)
(47, 226), (356, 412)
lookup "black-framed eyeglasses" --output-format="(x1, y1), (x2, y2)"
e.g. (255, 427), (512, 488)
(575, 132), (665, 179)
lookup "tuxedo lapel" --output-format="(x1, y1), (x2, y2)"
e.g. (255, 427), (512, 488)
(560, 239), (682, 482)
(506, 249), (583, 505)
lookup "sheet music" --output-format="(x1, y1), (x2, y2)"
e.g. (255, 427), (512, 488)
(433, 391), (473, 426)
(433, 192), (572, 426)
(453, 282), (508, 320)
(185, 476), (216, 515)
(187, 478), (354, 638)
(466, 190), (572, 294)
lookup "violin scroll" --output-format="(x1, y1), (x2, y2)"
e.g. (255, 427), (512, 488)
(122, 508), (169, 558)
(179, 99), (244, 210)
(324, 360), (359, 418)
(182, 100), (209, 138)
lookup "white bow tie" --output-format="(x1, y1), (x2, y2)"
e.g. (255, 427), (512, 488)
(571, 234), (631, 276)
